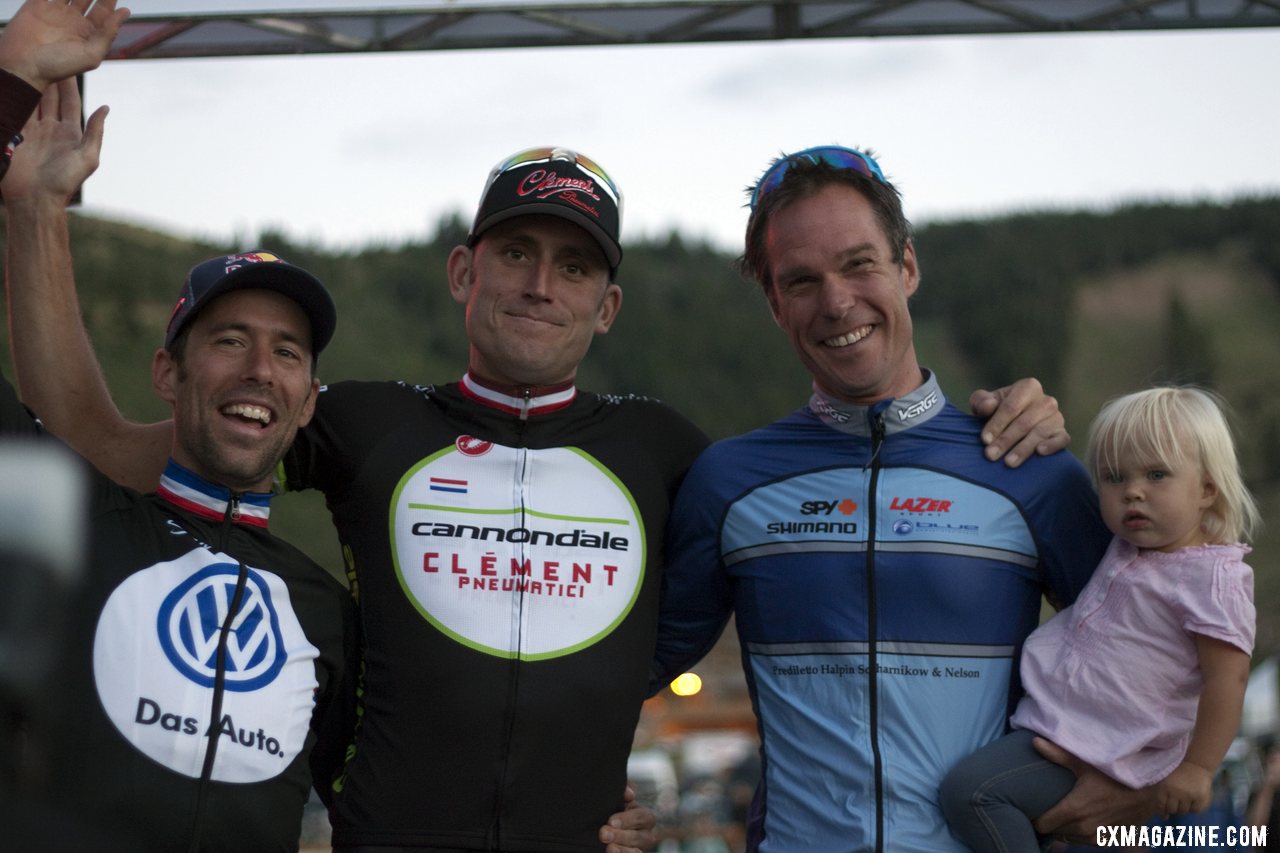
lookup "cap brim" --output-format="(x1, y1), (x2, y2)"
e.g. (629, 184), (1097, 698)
(169, 264), (337, 355)
(471, 204), (623, 272)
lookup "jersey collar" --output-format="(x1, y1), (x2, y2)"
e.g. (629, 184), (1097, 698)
(808, 369), (947, 438)
(459, 371), (578, 419)
(156, 459), (273, 528)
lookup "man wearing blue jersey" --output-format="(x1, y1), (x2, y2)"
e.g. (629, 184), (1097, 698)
(652, 146), (1153, 850)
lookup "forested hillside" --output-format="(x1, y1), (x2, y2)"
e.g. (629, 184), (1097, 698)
(2, 197), (1276, 652)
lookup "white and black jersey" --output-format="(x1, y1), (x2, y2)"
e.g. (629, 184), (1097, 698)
(283, 374), (709, 852)
(1, 370), (356, 853)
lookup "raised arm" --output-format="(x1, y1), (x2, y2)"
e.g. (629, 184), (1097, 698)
(0, 0), (129, 91)
(3, 77), (170, 492)
(0, 0), (129, 182)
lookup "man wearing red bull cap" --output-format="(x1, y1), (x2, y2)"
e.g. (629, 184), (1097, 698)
(2, 105), (356, 851)
(0, 10), (359, 842)
(3, 83), (1072, 852)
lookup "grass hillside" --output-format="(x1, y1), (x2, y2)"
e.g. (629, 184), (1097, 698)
(1063, 244), (1280, 651)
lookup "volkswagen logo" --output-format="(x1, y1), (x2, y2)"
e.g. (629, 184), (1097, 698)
(156, 564), (287, 691)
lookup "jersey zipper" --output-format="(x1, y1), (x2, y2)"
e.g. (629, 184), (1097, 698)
(864, 413), (887, 853)
(517, 385), (533, 422)
(188, 493), (251, 853)
(491, 392), (534, 848)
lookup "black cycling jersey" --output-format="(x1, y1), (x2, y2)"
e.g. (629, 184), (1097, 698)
(282, 374), (709, 852)
(2, 370), (356, 853)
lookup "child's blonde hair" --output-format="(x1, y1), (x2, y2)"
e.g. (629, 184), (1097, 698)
(1085, 386), (1261, 545)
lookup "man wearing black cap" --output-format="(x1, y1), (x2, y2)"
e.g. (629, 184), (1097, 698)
(0, 235), (356, 849)
(270, 147), (711, 852)
(5, 91), (1068, 850)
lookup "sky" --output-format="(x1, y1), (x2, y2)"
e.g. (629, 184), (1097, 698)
(60, 20), (1280, 255)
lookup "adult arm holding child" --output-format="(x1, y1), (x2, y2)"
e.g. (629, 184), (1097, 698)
(1032, 636), (1248, 839)
(1032, 737), (1161, 842)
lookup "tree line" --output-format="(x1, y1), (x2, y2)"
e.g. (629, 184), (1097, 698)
(2, 196), (1276, 648)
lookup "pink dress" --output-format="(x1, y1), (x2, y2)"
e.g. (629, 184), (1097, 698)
(1010, 537), (1254, 788)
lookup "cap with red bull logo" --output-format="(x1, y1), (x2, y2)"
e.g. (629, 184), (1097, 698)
(164, 250), (337, 355)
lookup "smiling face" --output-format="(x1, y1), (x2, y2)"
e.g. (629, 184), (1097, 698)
(154, 288), (320, 493)
(447, 214), (622, 388)
(763, 183), (922, 405)
(1096, 443), (1217, 552)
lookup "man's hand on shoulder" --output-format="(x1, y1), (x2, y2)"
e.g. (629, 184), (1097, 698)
(970, 378), (1069, 468)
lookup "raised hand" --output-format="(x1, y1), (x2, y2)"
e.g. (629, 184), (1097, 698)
(3, 76), (106, 203)
(0, 0), (130, 90)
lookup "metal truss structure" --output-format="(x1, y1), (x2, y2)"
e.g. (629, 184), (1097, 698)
(56, 1), (1280, 61)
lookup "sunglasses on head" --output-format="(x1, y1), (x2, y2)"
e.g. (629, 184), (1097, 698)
(485, 146), (621, 203)
(750, 145), (888, 210)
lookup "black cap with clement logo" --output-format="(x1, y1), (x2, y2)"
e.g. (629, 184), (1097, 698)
(164, 251), (337, 356)
(467, 147), (623, 276)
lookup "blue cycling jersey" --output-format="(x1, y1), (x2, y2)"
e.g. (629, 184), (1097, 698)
(654, 372), (1110, 852)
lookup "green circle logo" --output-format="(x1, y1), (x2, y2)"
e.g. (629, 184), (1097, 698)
(390, 442), (645, 659)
